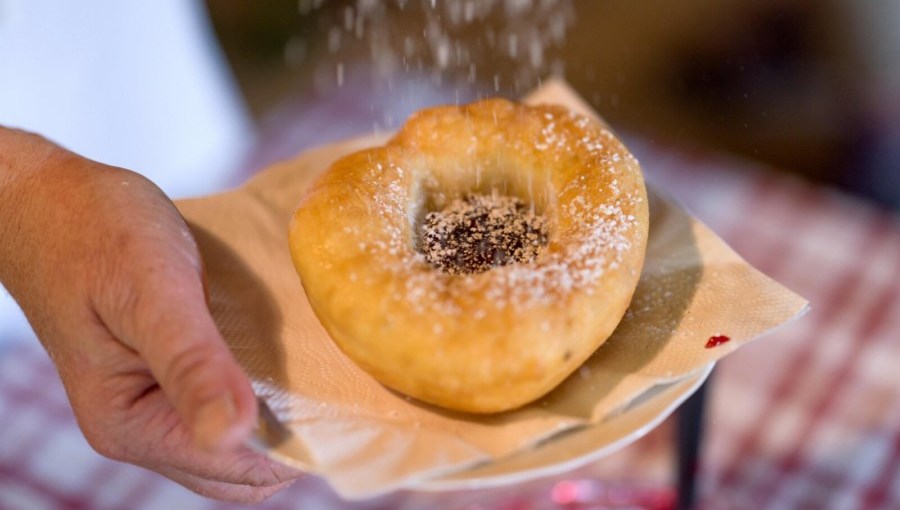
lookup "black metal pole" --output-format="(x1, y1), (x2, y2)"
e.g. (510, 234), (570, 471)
(676, 373), (712, 510)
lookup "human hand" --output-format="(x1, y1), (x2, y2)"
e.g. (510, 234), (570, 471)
(0, 129), (302, 502)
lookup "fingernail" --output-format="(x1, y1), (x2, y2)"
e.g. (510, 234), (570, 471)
(193, 393), (237, 452)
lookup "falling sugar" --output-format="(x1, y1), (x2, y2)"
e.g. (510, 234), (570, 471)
(292, 0), (575, 97)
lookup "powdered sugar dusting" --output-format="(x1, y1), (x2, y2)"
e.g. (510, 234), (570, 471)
(346, 106), (642, 314)
(294, 0), (575, 98)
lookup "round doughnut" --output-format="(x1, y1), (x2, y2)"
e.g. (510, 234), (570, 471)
(289, 99), (649, 413)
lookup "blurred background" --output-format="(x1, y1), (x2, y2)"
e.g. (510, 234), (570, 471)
(1, 2), (899, 509)
(206, 0), (899, 209)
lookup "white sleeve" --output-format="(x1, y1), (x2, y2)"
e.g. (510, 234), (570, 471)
(0, 0), (254, 198)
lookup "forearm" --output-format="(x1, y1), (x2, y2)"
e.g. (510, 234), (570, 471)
(0, 127), (59, 192)
(0, 127), (77, 341)
(0, 128), (56, 288)
(0, 128), (114, 335)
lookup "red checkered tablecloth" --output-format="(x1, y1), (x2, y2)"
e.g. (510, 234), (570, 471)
(636, 141), (900, 510)
(1, 89), (899, 509)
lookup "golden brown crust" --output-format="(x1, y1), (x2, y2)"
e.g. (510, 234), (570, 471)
(289, 99), (649, 413)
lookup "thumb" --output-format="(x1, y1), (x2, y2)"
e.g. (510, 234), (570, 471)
(109, 270), (258, 453)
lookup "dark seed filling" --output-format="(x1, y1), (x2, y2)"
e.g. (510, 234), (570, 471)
(420, 193), (548, 274)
